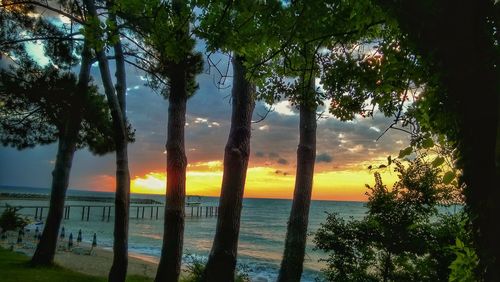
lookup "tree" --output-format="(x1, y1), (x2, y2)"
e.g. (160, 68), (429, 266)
(1, 5), (95, 267)
(116, 0), (203, 280)
(252, 1), (385, 280)
(319, 1), (499, 279)
(195, 2), (284, 280)
(1, 1), (131, 268)
(202, 53), (256, 282)
(0, 33), (112, 268)
(81, 0), (132, 280)
(314, 158), (461, 282)
(369, 2), (499, 279)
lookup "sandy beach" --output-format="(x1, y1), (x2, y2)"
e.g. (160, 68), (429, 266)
(0, 231), (159, 279)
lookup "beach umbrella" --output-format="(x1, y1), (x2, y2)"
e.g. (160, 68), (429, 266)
(92, 233), (97, 247)
(60, 226), (65, 240)
(17, 229), (22, 244)
(68, 233), (73, 249)
(77, 229), (82, 244)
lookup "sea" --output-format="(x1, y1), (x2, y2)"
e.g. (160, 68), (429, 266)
(0, 185), (369, 281)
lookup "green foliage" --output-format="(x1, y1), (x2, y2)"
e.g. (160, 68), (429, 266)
(0, 2), (129, 155)
(116, 0), (203, 98)
(314, 158), (462, 281)
(447, 217), (478, 282)
(252, 0), (386, 110)
(179, 255), (249, 282)
(448, 238), (478, 282)
(0, 62), (120, 155)
(196, 0), (284, 59)
(0, 205), (29, 233)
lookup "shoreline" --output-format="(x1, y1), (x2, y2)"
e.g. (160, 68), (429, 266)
(0, 231), (159, 279)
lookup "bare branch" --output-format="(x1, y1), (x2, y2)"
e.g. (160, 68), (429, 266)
(252, 105), (274, 123)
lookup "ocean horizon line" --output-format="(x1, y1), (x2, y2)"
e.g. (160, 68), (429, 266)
(0, 184), (367, 203)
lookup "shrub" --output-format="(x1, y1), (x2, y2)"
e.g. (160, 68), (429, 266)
(314, 159), (463, 282)
(0, 205), (29, 234)
(180, 254), (250, 282)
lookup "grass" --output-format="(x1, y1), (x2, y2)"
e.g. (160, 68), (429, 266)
(0, 247), (150, 282)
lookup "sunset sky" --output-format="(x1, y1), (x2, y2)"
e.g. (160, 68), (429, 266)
(0, 36), (409, 201)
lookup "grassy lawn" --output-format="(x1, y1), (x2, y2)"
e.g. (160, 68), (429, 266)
(0, 247), (150, 282)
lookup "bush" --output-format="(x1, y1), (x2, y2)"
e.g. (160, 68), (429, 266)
(314, 159), (463, 282)
(0, 205), (29, 234)
(180, 254), (250, 282)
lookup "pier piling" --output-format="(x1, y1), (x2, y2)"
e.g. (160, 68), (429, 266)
(5, 203), (219, 222)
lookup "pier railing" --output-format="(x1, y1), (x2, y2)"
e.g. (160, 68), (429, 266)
(1, 204), (218, 222)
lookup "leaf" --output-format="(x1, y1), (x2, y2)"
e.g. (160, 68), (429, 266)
(422, 137), (434, 149)
(398, 146), (412, 158)
(443, 171), (456, 184)
(431, 156), (445, 167)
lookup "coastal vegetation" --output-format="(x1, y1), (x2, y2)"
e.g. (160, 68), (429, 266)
(314, 156), (464, 281)
(0, 206), (29, 234)
(0, 0), (498, 282)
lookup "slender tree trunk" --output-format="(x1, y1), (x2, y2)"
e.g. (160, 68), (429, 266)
(203, 55), (256, 282)
(107, 5), (131, 282)
(155, 64), (188, 282)
(31, 42), (92, 266)
(278, 91), (317, 282)
(83, 1), (130, 280)
(30, 133), (77, 265)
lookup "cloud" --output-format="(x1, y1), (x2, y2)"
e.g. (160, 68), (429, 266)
(258, 125), (269, 131)
(316, 153), (333, 163)
(0, 43), (414, 192)
(272, 101), (297, 116)
(269, 152), (279, 158)
(277, 158), (289, 165)
(254, 151), (265, 157)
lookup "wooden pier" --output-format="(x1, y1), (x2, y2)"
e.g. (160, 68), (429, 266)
(4, 204), (218, 222)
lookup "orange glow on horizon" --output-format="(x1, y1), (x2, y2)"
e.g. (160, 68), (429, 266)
(127, 160), (399, 201)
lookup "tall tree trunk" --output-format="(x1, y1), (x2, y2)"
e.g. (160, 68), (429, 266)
(83, 0), (130, 279)
(155, 63), (188, 282)
(30, 133), (77, 265)
(375, 1), (499, 279)
(278, 87), (317, 282)
(31, 42), (92, 266)
(107, 4), (131, 281)
(203, 55), (256, 282)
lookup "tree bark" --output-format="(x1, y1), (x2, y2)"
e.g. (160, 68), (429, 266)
(107, 4), (131, 282)
(155, 63), (188, 282)
(31, 41), (92, 266)
(375, 1), (499, 279)
(30, 133), (78, 265)
(278, 88), (317, 282)
(80, 0), (130, 281)
(83, 0), (130, 279)
(202, 55), (256, 282)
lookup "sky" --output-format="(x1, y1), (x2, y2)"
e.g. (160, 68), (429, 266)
(0, 19), (411, 201)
